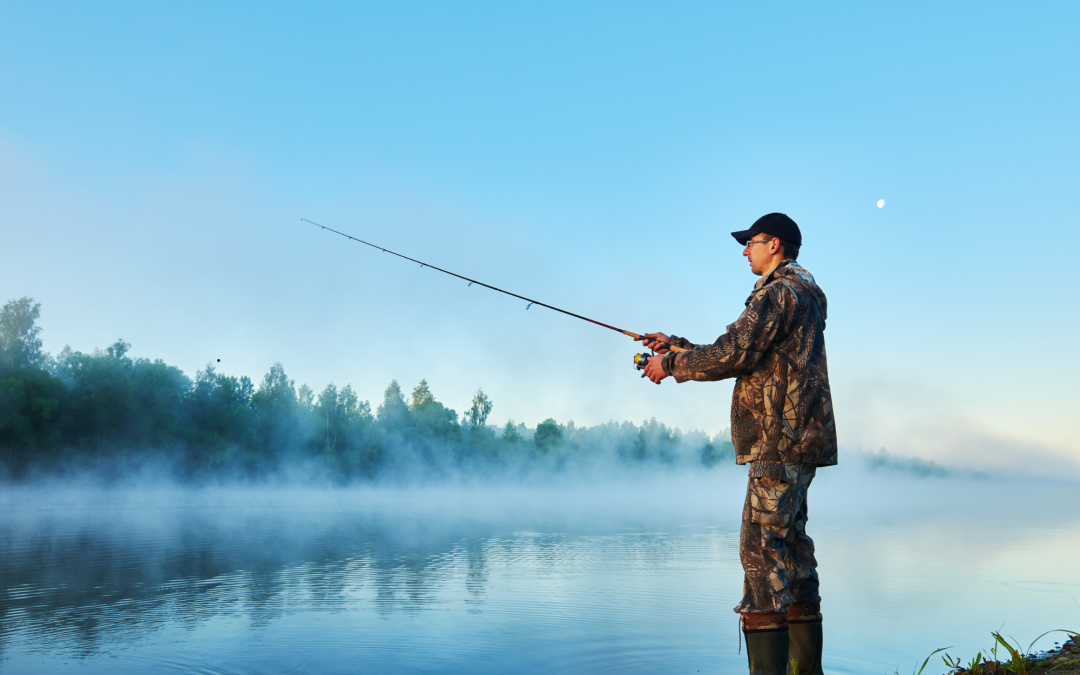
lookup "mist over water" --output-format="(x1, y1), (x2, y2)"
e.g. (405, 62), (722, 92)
(2, 464), (1078, 675)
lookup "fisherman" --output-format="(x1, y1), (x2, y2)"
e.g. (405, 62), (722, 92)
(641, 213), (836, 675)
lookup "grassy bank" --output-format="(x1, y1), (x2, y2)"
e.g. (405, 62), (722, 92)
(906, 631), (1079, 675)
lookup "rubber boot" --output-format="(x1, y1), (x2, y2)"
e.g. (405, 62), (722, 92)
(787, 603), (824, 675)
(787, 621), (823, 675)
(743, 613), (789, 675)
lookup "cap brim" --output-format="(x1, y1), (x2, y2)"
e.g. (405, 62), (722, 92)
(730, 229), (753, 245)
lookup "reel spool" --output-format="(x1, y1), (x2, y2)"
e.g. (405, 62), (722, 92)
(633, 352), (653, 378)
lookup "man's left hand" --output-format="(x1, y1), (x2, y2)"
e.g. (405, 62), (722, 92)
(644, 355), (668, 384)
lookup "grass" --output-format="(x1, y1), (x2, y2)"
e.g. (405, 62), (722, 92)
(900, 631), (1080, 675)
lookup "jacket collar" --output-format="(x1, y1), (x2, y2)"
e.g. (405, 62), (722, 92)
(755, 259), (795, 290)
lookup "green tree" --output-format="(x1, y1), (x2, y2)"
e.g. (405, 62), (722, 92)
(64, 340), (137, 453)
(465, 388), (493, 428)
(339, 385), (369, 420)
(338, 384), (377, 475)
(699, 442), (722, 468)
(0, 297), (66, 472)
(410, 379), (434, 411)
(534, 418), (563, 452)
(297, 384), (314, 410)
(501, 419), (523, 444)
(251, 363), (298, 466)
(316, 383), (342, 453)
(55, 339), (189, 454)
(107, 339), (130, 359)
(128, 357), (190, 447)
(318, 383), (376, 474)
(408, 379), (458, 440)
(0, 297), (44, 373)
(0, 369), (66, 471)
(377, 380), (408, 423)
(253, 363), (296, 412)
(630, 418), (678, 463)
(186, 363), (255, 469)
(333, 385), (372, 430)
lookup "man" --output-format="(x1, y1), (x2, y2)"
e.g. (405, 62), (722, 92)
(641, 213), (836, 675)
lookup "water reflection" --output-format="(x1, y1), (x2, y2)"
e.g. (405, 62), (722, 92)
(3, 508), (476, 645)
(0, 483), (733, 664)
(1, 474), (1078, 675)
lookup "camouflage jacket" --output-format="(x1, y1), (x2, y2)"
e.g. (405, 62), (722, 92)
(660, 261), (837, 470)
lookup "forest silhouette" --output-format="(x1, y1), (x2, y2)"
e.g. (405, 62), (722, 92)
(0, 297), (732, 480)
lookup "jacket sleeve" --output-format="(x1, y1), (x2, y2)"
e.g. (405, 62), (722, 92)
(661, 284), (796, 383)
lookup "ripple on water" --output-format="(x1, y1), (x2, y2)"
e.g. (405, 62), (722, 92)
(1, 482), (1078, 675)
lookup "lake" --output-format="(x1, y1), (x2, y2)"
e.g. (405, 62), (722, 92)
(2, 466), (1078, 674)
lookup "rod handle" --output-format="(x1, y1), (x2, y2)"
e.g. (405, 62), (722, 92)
(626, 331), (688, 353)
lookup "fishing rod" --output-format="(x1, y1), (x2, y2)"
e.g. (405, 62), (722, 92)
(300, 218), (686, 371)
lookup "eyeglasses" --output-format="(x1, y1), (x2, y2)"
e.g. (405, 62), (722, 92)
(744, 238), (775, 247)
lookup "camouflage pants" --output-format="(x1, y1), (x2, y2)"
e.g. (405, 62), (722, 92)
(734, 464), (820, 615)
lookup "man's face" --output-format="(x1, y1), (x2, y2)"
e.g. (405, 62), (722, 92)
(742, 233), (779, 275)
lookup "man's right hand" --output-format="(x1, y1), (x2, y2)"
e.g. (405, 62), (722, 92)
(641, 332), (672, 353)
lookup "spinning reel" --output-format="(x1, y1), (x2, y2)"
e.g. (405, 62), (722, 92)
(633, 351), (655, 378)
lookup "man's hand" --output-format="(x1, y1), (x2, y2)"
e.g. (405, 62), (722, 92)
(641, 332), (672, 353)
(643, 354), (669, 384)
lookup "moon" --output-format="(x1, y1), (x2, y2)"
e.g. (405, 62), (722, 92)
(877, 199), (885, 208)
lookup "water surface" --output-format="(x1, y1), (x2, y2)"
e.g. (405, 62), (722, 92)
(2, 469), (1078, 674)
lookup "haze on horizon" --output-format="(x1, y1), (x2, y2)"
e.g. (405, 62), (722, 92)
(1, 2), (1077, 475)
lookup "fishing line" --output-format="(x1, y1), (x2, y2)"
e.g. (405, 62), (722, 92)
(301, 218), (682, 353)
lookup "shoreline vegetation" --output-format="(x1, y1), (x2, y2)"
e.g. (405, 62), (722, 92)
(906, 632), (1079, 675)
(0, 296), (734, 481)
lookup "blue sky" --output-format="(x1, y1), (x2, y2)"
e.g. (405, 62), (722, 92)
(1, 1), (1077, 472)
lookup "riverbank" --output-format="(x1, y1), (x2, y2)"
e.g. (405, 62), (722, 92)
(935, 632), (1079, 675)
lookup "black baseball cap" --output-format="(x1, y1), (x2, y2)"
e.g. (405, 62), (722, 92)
(731, 213), (802, 247)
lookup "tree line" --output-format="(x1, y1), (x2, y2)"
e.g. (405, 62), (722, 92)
(0, 297), (733, 480)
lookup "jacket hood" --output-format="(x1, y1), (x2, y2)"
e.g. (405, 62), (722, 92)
(770, 261), (828, 322)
